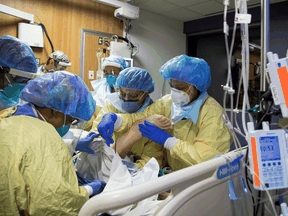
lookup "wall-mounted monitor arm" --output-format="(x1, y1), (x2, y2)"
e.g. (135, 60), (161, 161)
(0, 3), (34, 23)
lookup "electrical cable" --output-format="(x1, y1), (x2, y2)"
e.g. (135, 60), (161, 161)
(115, 35), (135, 49)
(256, 100), (273, 129)
(244, 162), (278, 216)
(34, 22), (54, 53)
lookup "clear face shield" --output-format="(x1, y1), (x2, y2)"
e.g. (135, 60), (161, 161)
(62, 118), (87, 156)
(1, 66), (16, 90)
(54, 61), (71, 71)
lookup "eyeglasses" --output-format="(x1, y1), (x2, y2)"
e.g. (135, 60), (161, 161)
(116, 89), (145, 102)
(169, 80), (192, 92)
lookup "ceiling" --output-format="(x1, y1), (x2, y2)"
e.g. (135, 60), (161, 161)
(128, 0), (286, 22)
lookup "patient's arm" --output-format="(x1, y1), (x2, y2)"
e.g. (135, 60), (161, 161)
(115, 114), (173, 159)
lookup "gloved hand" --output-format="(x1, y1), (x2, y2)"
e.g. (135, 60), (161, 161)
(83, 180), (106, 197)
(97, 113), (117, 147)
(138, 120), (173, 146)
(75, 132), (100, 154)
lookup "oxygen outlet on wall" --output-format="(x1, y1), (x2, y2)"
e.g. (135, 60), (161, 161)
(89, 70), (94, 79)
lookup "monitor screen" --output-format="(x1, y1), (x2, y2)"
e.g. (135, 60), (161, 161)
(259, 136), (281, 161)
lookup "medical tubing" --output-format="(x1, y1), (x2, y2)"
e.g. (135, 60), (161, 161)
(230, 93), (234, 128)
(224, 0), (237, 88)
(222, 95), (242, 152)
(114, 36), (135, 49)
(256, 101), (273, 129)
(269, 123), (283, 128)
(242, 23), (253, 121)
(244, 23), (252, 117)
(244, 164), (277, 216)
(235, 69), (243, 111)
(234, 127), (246, 138)
(264, 204), (276, 216)
(223, 90), (227, 115)
(238, 0), (252, 126)
(251, 194), (288, 215)
(240, 26), (251, 135)
(245, 148), (256, 215)
(225, 23), (237, 88)
(132, 44), (140, 56)
(241, 92), (248, 135)
(232, 130), (242, 152)
(234, 110), (241, 132)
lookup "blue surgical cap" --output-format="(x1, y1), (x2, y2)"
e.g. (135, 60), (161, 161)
(102, 55), (129, 70)
(159, 55), (211, 92)
(20, 71), (96, 121)
(0, 35), (38, 83)
(115, 67), (154, 93)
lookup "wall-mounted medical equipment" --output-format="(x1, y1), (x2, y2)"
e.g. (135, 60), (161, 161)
(110, 41), (131, 58)
(114, 7), (139, 20)
(18, 23), (44, 48)
(247, 122), (288, 190)
(266, 52), (288, 118)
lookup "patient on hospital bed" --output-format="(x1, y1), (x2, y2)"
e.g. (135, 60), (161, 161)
(74, 116), (170, 215)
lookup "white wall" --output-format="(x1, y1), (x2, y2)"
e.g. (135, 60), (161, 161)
(129, 10), (186, 101)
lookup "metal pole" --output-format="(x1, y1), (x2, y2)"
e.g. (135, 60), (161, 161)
(260, 0), (269, 91)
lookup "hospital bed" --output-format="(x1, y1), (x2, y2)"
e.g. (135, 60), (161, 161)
(79, 147), (254, 216)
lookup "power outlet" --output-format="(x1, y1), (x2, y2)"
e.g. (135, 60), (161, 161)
(89, 70), (94, 79)
(98, 37), (103, 45)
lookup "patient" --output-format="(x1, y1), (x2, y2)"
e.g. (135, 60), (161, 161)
(91, 67), (172, 169)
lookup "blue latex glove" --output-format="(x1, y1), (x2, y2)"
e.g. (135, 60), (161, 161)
(138, 120), (173, 146)
(75, 132), (100, 154)
(97, 113), (117, 147)
(83, 180), (106, 197)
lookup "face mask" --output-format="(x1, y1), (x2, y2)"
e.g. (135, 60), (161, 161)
(171, 88), (190, 106)
(0, 92), (18, 110)
(56, 124), (70, 137)
(0, 83), (25, 110)
(106, 74), (117, 87)
(56, 115), (70, 137)
(120, 99), (142, 113)
(36, 108), (70, 137)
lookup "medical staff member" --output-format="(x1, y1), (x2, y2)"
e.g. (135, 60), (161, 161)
(84, 55), (129, 131)
(0, 71), (106, 215)
(37, 50), (71, 75)
(97, 55), (232, 171)
(0, 35), (38, 111)
(92, 67), (166, 169)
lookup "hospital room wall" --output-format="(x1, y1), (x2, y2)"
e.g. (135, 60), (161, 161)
(0, 0), (123, 78)
(128, 10), (186, 101)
